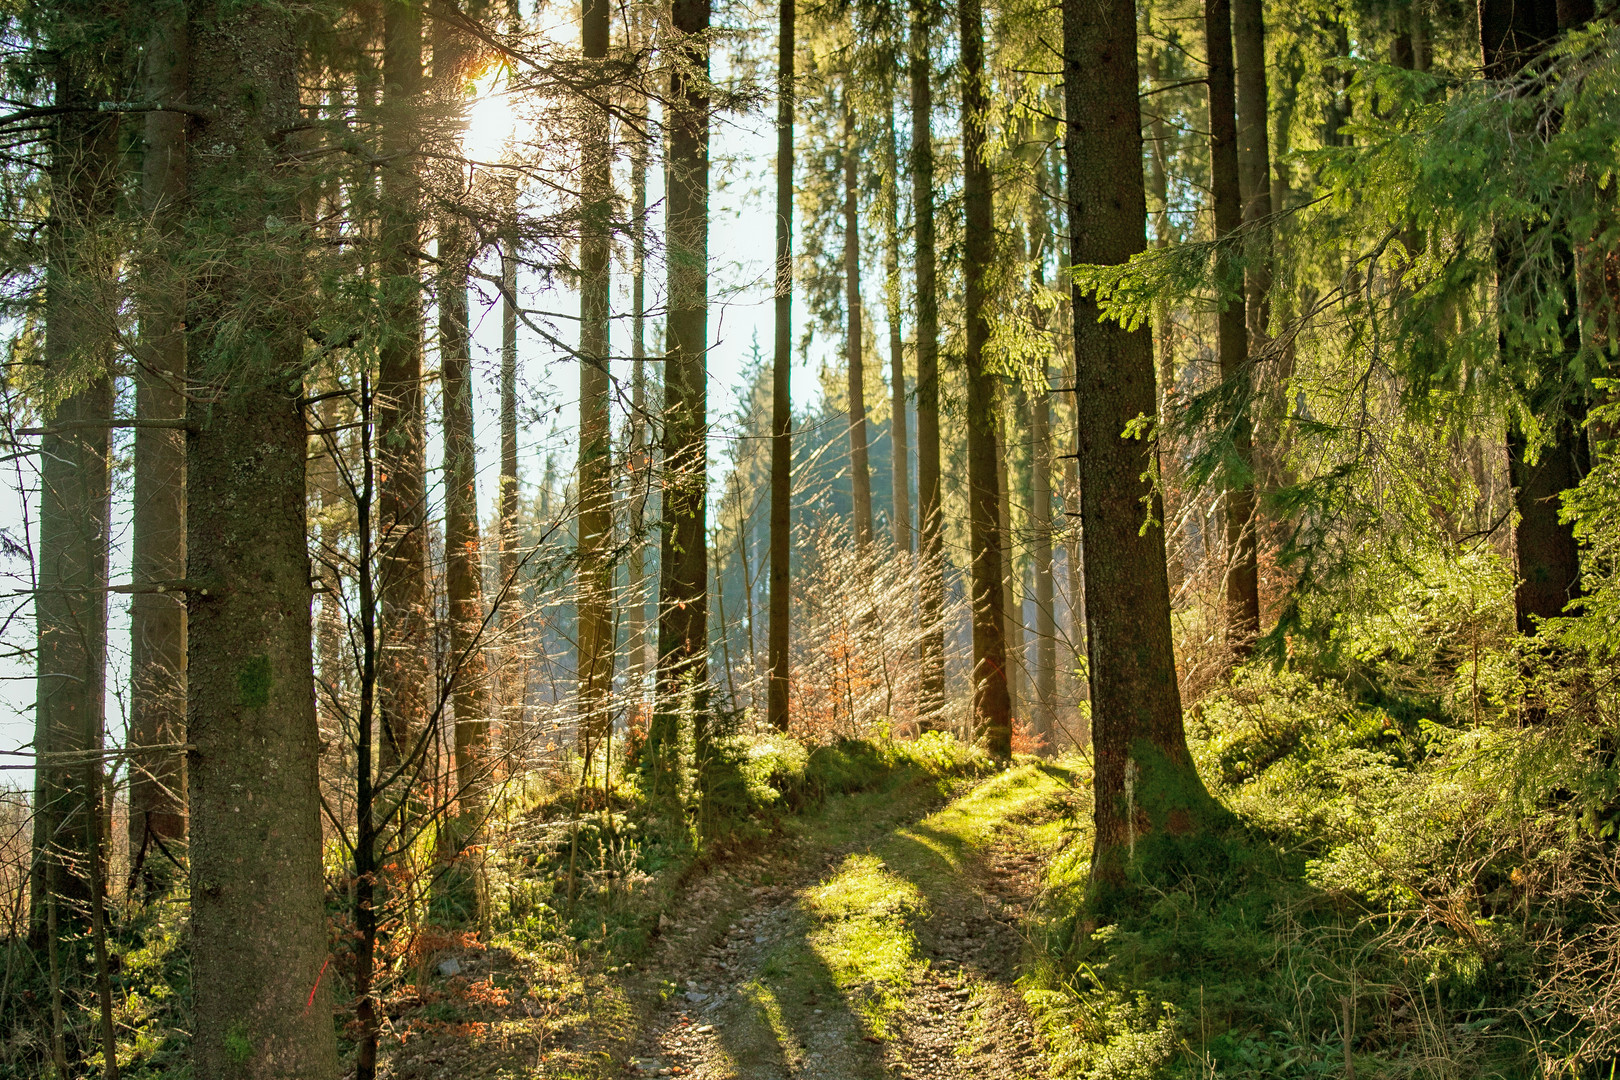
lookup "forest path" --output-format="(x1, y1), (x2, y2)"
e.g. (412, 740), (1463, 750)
(627, 762), (1082, 1080)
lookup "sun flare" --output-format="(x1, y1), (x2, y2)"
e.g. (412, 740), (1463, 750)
(463, 63), (515, 162)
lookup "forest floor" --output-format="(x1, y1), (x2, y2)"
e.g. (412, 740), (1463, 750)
(373, 760), (1083, 1080)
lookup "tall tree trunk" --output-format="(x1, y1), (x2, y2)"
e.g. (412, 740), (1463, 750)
(910, 0), (946, 727)
(1030, 386), (1057, 749)
(842, 97), (875, 550)
(884, 106), (912, 553)
(436, 2), (492, 844)
(128, 5), (189, 893)
(1234, 0), (1278, 493)
(960, 0), (1011, 757)
(628, 100), (652, 701)
(653, 0), (712, 784)
(184, 0), (339, 1068)
(998, 408), (1021, 722)
(499, 230), (519, 604)
(577, 0), (615, 749)
(768, 0), (795, 732)
(1480, 0), (1586, 639)
(376, 0), (429, 774)
(1065, 0), (1223, 902)
(1206, 0), (1261, 654)
(32, 57), (119, 943)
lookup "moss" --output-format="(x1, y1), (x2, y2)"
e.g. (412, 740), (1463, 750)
(223, 1021), (253, 1066)
(236, 654), (271, 708)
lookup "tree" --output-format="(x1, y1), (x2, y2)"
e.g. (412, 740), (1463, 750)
(127, 3), (189, 891)
(653, 0), (712, 783)
(577, 0), (615, 748)
(960, 0), (1011, 756)
(1206, 0), (1260, 653)
(31, 16), (120, 944)
(435, 0), (494, 849)
(910, 0), (946, 727)
(883, 105), (911, 553)
(184, 0), (339, 1067)
(375, 0), (430, 773)
(842, 94), (875, 550)
(1479, 0), (1589, 639)
(1064, 0), (1223, 898)
(768, 0), (795, 732)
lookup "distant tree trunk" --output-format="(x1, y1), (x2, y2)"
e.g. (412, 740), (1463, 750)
(768, 0), (795, 732)
(1206, 0), (1261, 654)
(376, 0), (429, 773)
(499, 230), (519, 604)
(628, 101), (653, 700)
(842, 97), (875, 550)
(1031, 381), (1057, 749)
(1065, 0), (1224, 901)
(32, 58), (119, 943)
(1234, 0), (1279, 495)
(884, 106), (912, 553)
(998, 406), (1021, 722)
(129, 6), (189, 893)
(653, 0), (712, 784)
(911, 0), (946, 727)
(577, 0), (615, 749)
(960, 0), (1011, 757)
(436, 2), (492, 844)
(184, 0), (339, 1068)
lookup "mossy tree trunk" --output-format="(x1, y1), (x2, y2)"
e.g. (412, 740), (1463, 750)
(1064, 0), (1224, 902)
(768, 0), (795, 732)
(184, 0), (339, 1069)
(652, 0), (712, 789)
(960, 0), (1011, 757)
(910, 0), (947, 728)
(577, 0), (615, 751)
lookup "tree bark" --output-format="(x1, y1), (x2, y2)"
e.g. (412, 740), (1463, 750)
(911, 0), (946, 727)
(842, 97), (875, 550)
(960, 0), (1011, 757)
(652, 0), (712, 783)
(129, 3), (189, 892)
(1479, 0), (1586, 637)
(1206, 0), (1261, 654)
(32, 55), (119, 942)
(184, 0), (338, 1068)
(998, 406), (1021, 722)
(768, 0), (795, 732)
(376, 0), (429, 774)
(884, 106), (911, 553)
(1065, 0), (1223, 901)
(577, 0), (615, 748)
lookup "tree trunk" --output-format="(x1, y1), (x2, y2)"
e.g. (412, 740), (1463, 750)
(960, 0), (1011, 757)
(768, 0), (795, 732)
(653, 0), (712, 784)
(577, 0), (615, 748)
(436, 1), (492, 845)
(500, 232), (519, 604)
(1144, 47), (1176, 403)
(884, 106), (911, 553)
(998, 407), (1021, 722)
(628, 100), (652, 701)
(184, 0), (338, 1068)
(128, 5), (189, 893)
(1206, 0), (1261, 654)
(843, 97), (875, 550)
(32, 59), (119, 942)
(1031, 378), (1057, 750)
(911, 0), (946, 727)
(1065, 0), (1223, 902)
(376, 0), (429, 774)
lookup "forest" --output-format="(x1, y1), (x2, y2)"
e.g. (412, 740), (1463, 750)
(1, 0), (1618, 1073)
